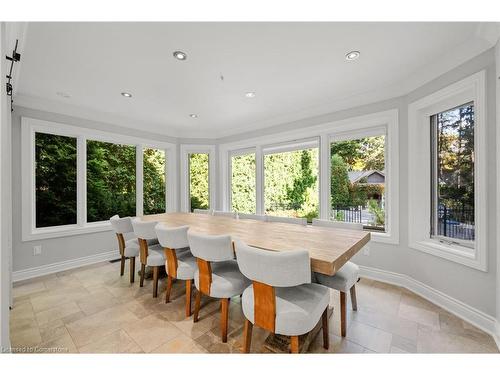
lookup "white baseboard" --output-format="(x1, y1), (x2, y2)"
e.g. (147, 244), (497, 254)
(12, 250), (119, 283)
(359, 265), (499, 349)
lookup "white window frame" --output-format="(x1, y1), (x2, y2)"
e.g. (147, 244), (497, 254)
(219, 109), (399, 244)
(21, 117), (176, 241)
(408, 71), (487, 271)
(180, 144), (216, 213)
(228, 147), (257, 214)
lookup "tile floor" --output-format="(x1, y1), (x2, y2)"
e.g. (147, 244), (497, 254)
(9, 260), (499, 354)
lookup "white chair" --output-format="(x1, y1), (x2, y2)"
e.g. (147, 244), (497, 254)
(213, 210), (237, 218)
(237, 213), (266, 221)
(132, 218), (165, 298)
(188, 232), (251, 343)
(266, 215), (307, 225)
(110, 215), (139, 283)
(235, 240), (330, 353)
(312, 218), (362, 337)
(155, 224), (197, 317)
(193, 209), (211, 214)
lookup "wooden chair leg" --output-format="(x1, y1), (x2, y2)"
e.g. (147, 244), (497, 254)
(193, 290), (201, 323)
(120, 256), (125, 276)
(165, 275), (173, 303)
(221, 298), (229, 343)
(185, 280), (192, 317)
(242, 318), (253, 353)
(340, 291), (347, 337)
(152, 266), (159, 298)
(129, 257), (135, 283)
(139, 263), (146, 287)
(350, 284), (358, 311)
(290, 336), (299, 353)
(322, 308), (329, 349)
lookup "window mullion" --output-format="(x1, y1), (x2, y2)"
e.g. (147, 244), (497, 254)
(255, 145), (263, 215)
(136, 145), (144, 217)
(77, 136), (86, 227)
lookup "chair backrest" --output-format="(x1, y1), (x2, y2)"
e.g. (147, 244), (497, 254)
(213, 210), (236, 218)
(132, 218), (158, 240)
(235, 240), (311, 287)
(312, 218), (363, 231)
(188, 232), (234, 262)
(266, 215), (307, 226)
(155, 223), (189, 250)
(238, 213), (266, 221)
(109, 215), (134, 234)
(193, 209), (211, 215)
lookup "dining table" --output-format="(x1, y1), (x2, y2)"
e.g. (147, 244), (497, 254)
(142, 212), (371, 352)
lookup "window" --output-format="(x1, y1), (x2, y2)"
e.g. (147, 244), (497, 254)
(86, 140), (136, 222)
(430, 103), (474, 247)
(330, 135), (386, 231)
(22, 117), (175, 240)
(408, 71), (485, 270)
(230, 152), (256, 214)
(35, 132), (77, 228)
(264, 146), (319, 221)
(189, 153), (210, 212)
(143, 147), (166, 215)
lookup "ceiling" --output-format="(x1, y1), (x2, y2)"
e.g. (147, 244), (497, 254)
(13, 22), (497, 139)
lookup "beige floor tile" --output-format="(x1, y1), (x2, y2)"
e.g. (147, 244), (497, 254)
(30, 288), (90, 313)
(401, 290), (443, 313)
(75, 290), (120, 315)
(151, 334), (207, 353)
(12, 280), (47, 299)
(309, 333), (366, 353)
(390, 334), (417, 353)
(39, 319), (69, 342)
(37, 331), (78, 353)
(171, 312), (218, 339)
(67, 305), (140, 347)
(10, 326), (42, 349)
(123, 313), (183, 353)
(78, 329), (143, 353)
(398, 303), (440, 329)
(353, 309), (418, 341)
(345, 321), (392, 353)
(417, 325), (499, 353)
(390, 346), (408, 353)
(35, 301), (82, 326)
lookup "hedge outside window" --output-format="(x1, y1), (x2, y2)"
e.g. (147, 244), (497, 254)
(143, 147), (166, 215)
(86, 140), (136, 222)
(231, 153), (256, 214)
(35, 132), (77, 228)
(189, 153), (210, 212)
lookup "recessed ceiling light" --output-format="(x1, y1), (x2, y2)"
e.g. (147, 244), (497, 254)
(245, 92), (256, 98)
(121, 92), (132, 98)
(345, 51), (360, 61)
(56, 91), (71, 98)
(173, 51), (187, 61)
(189, 114), (198, 118)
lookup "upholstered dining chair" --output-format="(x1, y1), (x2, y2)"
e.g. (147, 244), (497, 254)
(235, 240), (330, 353)
(131, 218), (165, 298)
(237, 213), (267, 221)
(155, 224), (197, 316)
(193, 209), (211, 214)
(312, 218), (362, 337)
(188, 232), (251, 342)
(110, 215), (139, 283)
(266, 215), (307, 225)
(213, 210), (237, 218)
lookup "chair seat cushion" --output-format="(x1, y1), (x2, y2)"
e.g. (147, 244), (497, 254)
(314, 261), (359, 292)
(175, 250), (197, 281)
(194, 260), (250, 298)
(124, 238), (158, 258)
(242, 283), (330, 336)
(146, 245), (166, 266)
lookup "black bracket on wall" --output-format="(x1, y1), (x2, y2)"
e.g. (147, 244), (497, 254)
(5, 39), (21, 112)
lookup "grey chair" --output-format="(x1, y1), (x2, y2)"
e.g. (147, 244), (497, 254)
(193, 209), (211, 214)
(237, 213), (266, 221)
(188, 232), (251, 342)
(213, 210), (237, 218)
(132, 218), (165, 298)
(155, 224), (197, 317)
(266, 215), (307, 225)
(235, 240), (330, 353)
(312, 218), (362, 337)
(110, 215), (139, 283)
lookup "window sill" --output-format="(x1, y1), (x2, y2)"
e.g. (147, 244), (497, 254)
(22, 222), (112, 242)
(409, 239), (486, 272)
(371, 231), (398, 245)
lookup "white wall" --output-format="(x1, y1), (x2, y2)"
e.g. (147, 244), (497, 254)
(9, 47), (499, 337)
(496, 38), (500, 338)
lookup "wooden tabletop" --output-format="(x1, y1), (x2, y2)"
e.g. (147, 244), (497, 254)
(142, 212), (370, 276)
